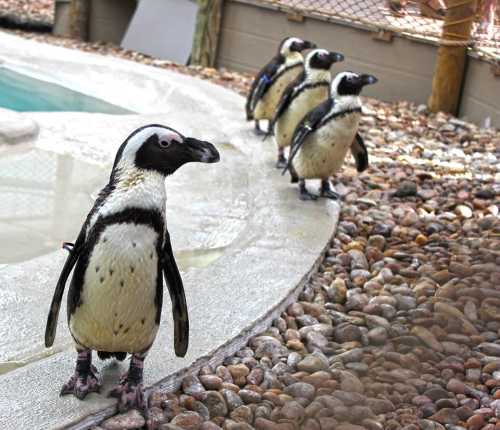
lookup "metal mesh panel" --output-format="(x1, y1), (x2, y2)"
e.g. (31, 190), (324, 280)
(0, 150), (56, 221)
(259, 0), (500, 62)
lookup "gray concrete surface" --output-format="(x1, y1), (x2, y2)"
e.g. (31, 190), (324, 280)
(0, 32), (339, 429)
(0, 108), (39, 144)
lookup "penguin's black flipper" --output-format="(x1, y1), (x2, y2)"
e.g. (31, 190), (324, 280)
(283, 98), (334, 175)
(270, 71), (305, 132)
(45, 181), (114, 348)
(162, 231), (189, 358)
(246, 55), (284, 117)
(351, 132), (369, 172)
(45, 231), (84, 347)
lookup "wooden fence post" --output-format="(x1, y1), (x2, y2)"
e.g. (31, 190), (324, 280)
(190, 0), (224, 67)
(69, 0), (90, 40)
(428, 0), (477, 115)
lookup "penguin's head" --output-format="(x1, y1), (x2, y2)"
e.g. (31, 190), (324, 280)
(113, 124), (220, 176)
(331, 72), (378, 97)
(306, 49), (344, 71)
(279, 37), (316, 56)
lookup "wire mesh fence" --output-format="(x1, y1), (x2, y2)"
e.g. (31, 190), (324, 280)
(258, 0), (500, 62)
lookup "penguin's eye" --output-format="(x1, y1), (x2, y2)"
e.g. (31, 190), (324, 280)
(159, 140), (172, 148)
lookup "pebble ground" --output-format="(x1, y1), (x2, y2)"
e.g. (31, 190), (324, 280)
(4, 17), (500, 430)
(0, 0), (54, 24)
(98, 103), (499, 430)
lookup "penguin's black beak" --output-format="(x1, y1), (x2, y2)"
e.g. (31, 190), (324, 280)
(328, 52), (344, 64)
(361, 74), (378, 87)
(184, 137), (220, 163)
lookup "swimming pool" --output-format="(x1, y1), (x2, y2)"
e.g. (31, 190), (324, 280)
(0, 67), (132, 114)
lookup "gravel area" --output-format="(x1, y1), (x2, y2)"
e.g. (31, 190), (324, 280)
(98, 105), (499, 430)
(7, 28), (500, 430)
(0, 0), (54, 24)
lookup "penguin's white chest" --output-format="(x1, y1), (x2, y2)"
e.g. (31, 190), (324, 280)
(275, 86), (329, 149)
(254, 65), (303, 120)
(70, 223), (161, 353)
(294, 114), (360, 179)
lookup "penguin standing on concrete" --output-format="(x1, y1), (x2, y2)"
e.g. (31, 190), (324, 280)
(45, 124), (219, 411)
(269, 48), (344, 168)
(246, 36), (316, 135)
(283, 72), (377, 200)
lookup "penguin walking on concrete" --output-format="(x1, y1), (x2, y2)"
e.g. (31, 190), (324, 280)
(268, 48), (344, 168)
(283, 72), (377, 201)
(45, 124), (220, 411)
(245, 36), (316, 135)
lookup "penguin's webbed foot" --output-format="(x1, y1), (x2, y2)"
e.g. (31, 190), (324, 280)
(108, 377), (145, 412)
(60, 365), (101, 400)
(300, 190), (319, 201)
(109, 354), (146, 412)
(321, 189), (340, 200)
(275, 148), (287, 169)
(320, 180), (340, 200)
(254, 121), (266, 136)
(289, 165), (299, 183)
(299, 180), (318, 201)
(275, 156), (287, 169)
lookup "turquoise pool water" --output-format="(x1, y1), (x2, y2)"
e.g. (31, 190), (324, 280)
(0, 67), (132, 114)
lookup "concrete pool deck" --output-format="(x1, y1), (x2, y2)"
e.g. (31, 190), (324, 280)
(0, 31), (339, 429)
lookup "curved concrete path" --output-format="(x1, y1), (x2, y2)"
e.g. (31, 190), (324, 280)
(0, 32), (339, 429)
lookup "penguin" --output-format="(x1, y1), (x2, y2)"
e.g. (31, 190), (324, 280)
(268, 48), (344, 168)
(283, 71), (377, 201)
(44, 124), (220, 411)
(245, 36), (316, 135)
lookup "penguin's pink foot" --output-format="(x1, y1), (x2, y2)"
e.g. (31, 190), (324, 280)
(109, 377), (145, 412)
(60, 365), (101, 400)
(61, 350), (101, 400)
(109, 354), (146, 412)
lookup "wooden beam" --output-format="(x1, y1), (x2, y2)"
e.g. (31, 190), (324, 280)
(68, 0), (90, 40)
(190, 0), (224, 67)
(428, 0), (477, 115)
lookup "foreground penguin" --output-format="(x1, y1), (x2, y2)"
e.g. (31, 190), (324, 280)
(245, 36), (316, 135)
(45, 124), (219, 410)
(283, 72), (377, 200)
(269, 48), (344, 168)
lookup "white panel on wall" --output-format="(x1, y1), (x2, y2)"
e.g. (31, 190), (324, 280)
(121, 0), (198, 64)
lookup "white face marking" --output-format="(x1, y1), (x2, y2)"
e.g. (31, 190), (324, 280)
(330, 71), (359, 97)
(306, 49), (329, 63)
(305, 49), (329, 75)
(281, 37), (303, 55)
(121, 126), (183, 164)
(87, 126), (179, 234)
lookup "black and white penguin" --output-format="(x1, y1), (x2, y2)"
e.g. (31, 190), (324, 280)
(283, 71), (377, 201)
(245, 36), (316, 135)
(45, 124), (219, 410)
(269, 48), (344, 168)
